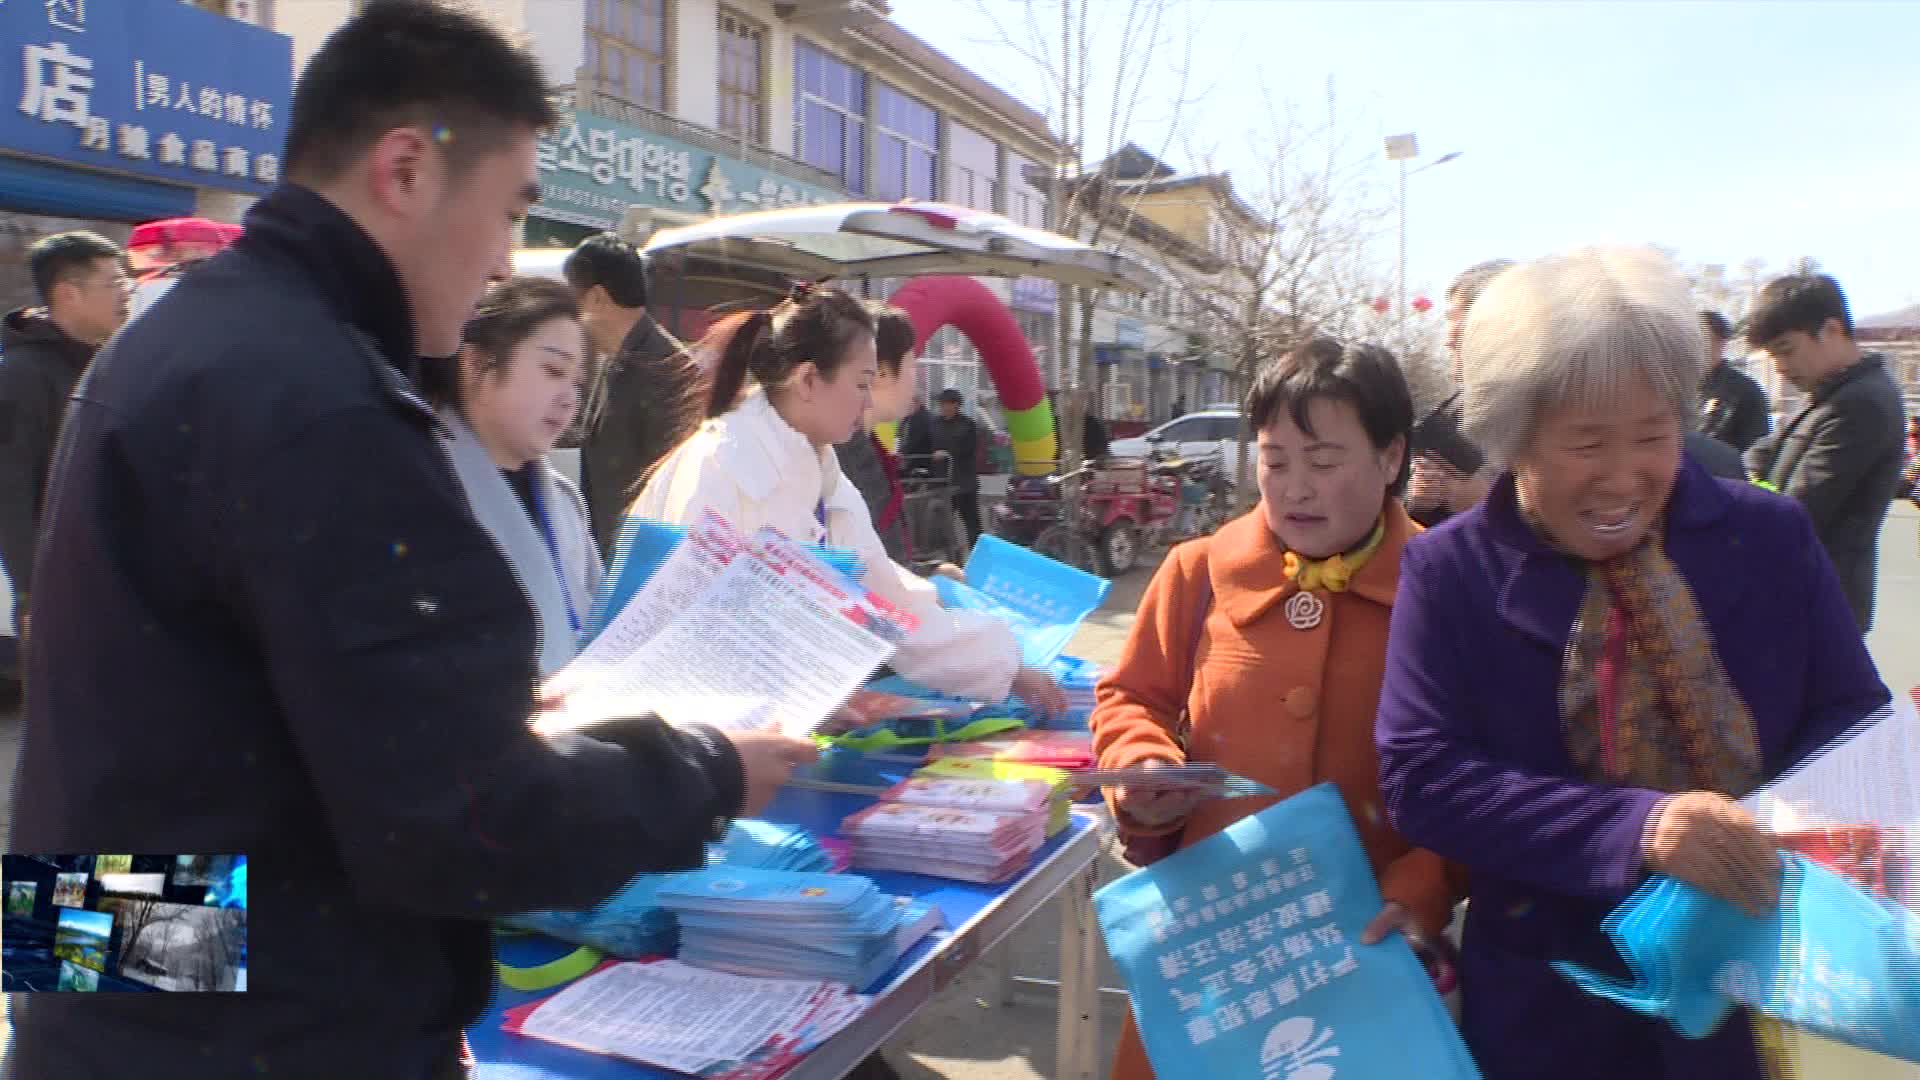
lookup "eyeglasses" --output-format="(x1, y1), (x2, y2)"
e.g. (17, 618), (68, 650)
(74, 272), (135, 294)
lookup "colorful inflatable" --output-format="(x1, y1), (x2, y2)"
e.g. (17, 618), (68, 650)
(883, 275), (1056, 476)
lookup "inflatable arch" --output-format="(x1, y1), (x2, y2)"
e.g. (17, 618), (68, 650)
(879, 276), (1057, 476)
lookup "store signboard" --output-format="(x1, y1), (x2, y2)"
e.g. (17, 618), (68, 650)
(1, 0), (293, 195)
(536, 109), (844, 230)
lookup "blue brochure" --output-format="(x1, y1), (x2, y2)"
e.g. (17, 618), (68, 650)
(934, 535), (1110, 669)
(1096, 784), (1480, 1079)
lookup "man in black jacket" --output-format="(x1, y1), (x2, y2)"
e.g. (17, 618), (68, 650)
(911, 388), (983, 547)
(2, 4), (812, 1077)
(1698, 309), (1771, 453)
(1407, 258), (1511, 526)
(1745, 273), (1907, 633)
(563, 232), (701, 556)
(0, 230), (130, 633)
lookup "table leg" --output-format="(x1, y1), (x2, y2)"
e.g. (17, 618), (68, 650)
(994, 937), (1018, 1006)
(1055, 862), (1100, 1080)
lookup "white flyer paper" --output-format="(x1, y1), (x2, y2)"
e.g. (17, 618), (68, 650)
(518, 960), (828, 1073)
(1744, 696), (1917, 832)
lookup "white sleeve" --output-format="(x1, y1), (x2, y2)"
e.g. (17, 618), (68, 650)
(631, 436), (751, 531)
(829, 481), (1021, 704)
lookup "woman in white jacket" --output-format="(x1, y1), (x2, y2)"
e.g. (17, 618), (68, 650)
(420, 276), (602, 676)
(633, 285), (1064, 713)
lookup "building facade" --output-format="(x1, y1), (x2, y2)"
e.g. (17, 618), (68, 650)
(0, 0), (292, 310)
(276, 1), (1065, 418)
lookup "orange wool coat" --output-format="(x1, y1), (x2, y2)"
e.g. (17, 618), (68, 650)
(1090, 502), (1461, 1080)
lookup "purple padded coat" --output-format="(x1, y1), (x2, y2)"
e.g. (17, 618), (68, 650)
(1376, 458), (1891, 1079)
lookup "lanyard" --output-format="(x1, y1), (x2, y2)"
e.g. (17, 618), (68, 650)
(525, 475), (583, 640)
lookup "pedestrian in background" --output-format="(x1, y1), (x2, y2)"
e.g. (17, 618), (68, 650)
(1377, 246), (1890, 1080)
(1406, 258), (1511, 526)
(1697, 309), (1770, 453)
(563, 232), (702, 558)
(1744, 272), (1908, 633)
(0, 231), (130, 636)
(2, 4), (811, 1075)
(921, 387), (984, 547)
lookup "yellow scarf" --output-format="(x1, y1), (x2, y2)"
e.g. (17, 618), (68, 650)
(1282, 518), (1387, 593)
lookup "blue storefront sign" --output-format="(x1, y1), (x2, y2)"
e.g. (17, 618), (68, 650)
(536, 108), (843, 230)
(1, 0), (293, 197)
(1115, 318), (1146, 348)
(1009, 276), (1059, 313)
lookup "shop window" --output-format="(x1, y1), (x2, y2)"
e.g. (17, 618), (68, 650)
(872, 83), (936, 202)
(716, 9), (766, 145)
(794, 39), (866, 193)
(587, 0), (670, 113)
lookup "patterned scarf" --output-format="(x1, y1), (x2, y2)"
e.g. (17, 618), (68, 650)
(1556, 531), (1764, 796)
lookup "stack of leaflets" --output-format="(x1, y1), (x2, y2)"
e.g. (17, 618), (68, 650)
(501, 959), (870, 1080)
(658, 869), (940, 989)
(840, 801), (1046, 884)
(915, 757), (1076, 835)
(715, 820), (835, 875)
(1065, 762), (1277, 800)
(926, 729), (1097, 769)
(501, 821), (841, 958)
(540, 511), (917, 739)
(1048, 655), (1107, 730)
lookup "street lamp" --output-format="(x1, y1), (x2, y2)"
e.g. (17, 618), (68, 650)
(1384, 134), (1461, 334)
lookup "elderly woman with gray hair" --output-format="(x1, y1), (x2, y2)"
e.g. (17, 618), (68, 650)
(1375, 247), (1890, 1078)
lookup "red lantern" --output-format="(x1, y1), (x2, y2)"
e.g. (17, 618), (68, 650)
(1371, 297), (1391, 314)
(1411, 294), (1433, 313)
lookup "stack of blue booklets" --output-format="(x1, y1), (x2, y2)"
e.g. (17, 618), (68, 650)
(658, 868), (941, 989)
(503, 822), (837, 958)
(714, 819), (836, 874)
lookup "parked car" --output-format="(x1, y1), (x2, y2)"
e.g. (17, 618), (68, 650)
(1106, 408), (1249, 476)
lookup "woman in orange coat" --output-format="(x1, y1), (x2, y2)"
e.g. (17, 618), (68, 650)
(1091, 337), (1462, 1080)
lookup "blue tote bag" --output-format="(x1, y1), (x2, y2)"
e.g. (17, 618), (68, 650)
(1096, 784), (1480, 1079)
(1555, 854), (1920, 1062)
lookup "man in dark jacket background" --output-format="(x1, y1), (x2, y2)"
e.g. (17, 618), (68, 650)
(1407, 258), (1511, 526)
(563, 231), (702, 556)
(1698, 309), (1771, 453)
(2, 4), (812, 1077)
(1744, 272), (1907, 633)
(0, 230), (130, 633)
(907, 388), (983, 547)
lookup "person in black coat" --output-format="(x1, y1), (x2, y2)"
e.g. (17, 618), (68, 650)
(1697, 309), (1771, 453)
(909, 387), (983, 546)
(563, 232), (703, 558)
(1, 5), (812, 1078)
(0, 230), (129, 634)
(1744, 273), (1907, 633)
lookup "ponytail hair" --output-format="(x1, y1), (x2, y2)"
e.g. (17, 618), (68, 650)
(664, 285), (876, 452)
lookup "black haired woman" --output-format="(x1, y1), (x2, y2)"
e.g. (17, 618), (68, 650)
(631, 285), (1066, 714)
(417, 275), (600, 676)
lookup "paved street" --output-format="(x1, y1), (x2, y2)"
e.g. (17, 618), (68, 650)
(1, 504), (1917, 1075)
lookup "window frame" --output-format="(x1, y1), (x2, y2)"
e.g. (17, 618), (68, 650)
(585, 0), (672, 113)
(715, 7), (767, 145)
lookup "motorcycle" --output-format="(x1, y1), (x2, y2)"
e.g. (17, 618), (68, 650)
(989, 447), (1230, 577)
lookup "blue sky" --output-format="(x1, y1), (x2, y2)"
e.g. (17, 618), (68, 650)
(890, 1), (1920, 318)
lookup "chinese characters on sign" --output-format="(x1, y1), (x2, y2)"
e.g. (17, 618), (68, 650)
(4, 0), (292, 194)
(534, 110), (842, 230)
(1143, 846), (1359, 1051)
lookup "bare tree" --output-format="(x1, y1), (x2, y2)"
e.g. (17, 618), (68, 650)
(104, 895), (162, 979)
(1190, 78), (1397, 498)
(969, 0), (1206, 471)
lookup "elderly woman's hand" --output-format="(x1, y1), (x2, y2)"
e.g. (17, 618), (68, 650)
(1114, 760), (1206, 829)
(1642, 791), (1782, 917)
